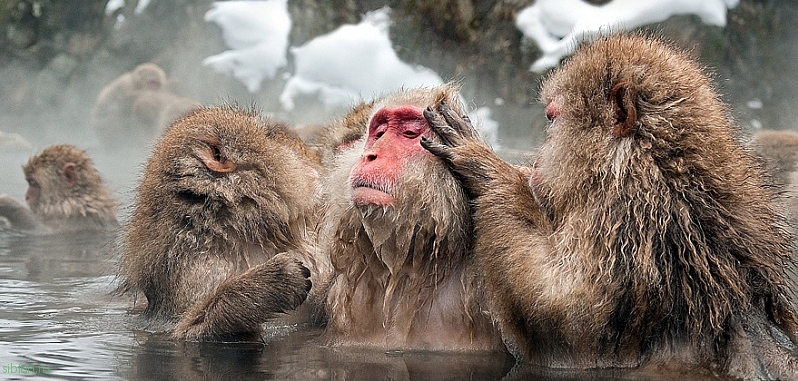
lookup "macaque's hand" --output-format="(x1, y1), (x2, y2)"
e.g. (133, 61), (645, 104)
(0, 194), (39, 230)
(421, 101), (513, 198)
(173, 254), (311, 341)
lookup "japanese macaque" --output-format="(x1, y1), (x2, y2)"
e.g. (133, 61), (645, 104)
(0, 144), (118, 232)
(132, 89), (201, 136)
(749, 129), (798, 235)
(118, 106), (326, 340)
(749, 129), (798, 188)
(318, 84), (505, 352)
(297, 103), (376, 167)
(90, 63), (199, 148)
(422, 34), (798, 378)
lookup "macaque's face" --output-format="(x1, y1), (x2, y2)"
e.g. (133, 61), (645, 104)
(24, 174), (41, 212)
(349, 105), (432, 207)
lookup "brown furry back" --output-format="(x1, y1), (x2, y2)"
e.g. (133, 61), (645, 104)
(536, 33), (797, 365)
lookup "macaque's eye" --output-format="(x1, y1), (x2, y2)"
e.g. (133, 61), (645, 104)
(545, 102), (560, 122)
(27, 178), (39, 188)
(372, 124), (388, 140)
(403, 129), (420, 139)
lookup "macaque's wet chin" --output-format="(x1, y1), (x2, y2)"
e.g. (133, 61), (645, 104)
(352, 186), (395, 207)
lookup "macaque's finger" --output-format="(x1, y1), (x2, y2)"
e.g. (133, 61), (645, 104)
(438, 101), (481, 140)
(420, 136), (457, 162)
(424, 106), (464, 147)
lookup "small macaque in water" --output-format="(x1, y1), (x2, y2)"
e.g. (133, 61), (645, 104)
(317, 84), (505, 352)
(118, 106), (326, 341)
(90, 63), (200, 148)
(423, 34), (798, 379)
(0, 144), (118, 232)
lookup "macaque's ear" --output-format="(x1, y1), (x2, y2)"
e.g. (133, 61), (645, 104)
(195, 137), (236, 174)
(611, 82), (638, 138)
(62, 163), (78, 188)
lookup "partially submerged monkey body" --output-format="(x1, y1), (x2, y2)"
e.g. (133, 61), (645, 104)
(119, 106), (323, 340)
(318, 85), (504, 352)
(0, 144), (118, 233)
(423, 34), (798, 379)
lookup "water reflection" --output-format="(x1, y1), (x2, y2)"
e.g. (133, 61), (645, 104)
(127, 328), (514, 381)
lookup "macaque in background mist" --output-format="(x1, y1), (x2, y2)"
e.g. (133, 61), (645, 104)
(0, 144), (118, 232)
(749, 129), (798, 235)
(423, 34), (798, 379)
(317, 84), (505, 352)
(295, 102), (376, 167)
(118, 106), (328, 340)
(749, 129), (798, 185)
(90, 63), (200, 149)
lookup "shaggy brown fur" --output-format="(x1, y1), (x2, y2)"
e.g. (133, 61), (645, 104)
(318, 84), (504, 352)
(306, 101), (377, 167)
(118, 106), (324, 340)
(0, 144), (118, 232)
(423, 34), (798, 378)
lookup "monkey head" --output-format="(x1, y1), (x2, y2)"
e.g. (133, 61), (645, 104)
(534, 34), (730, 225)
(131, 63), (167, 91)
(139, 107), (320, 249)
(344, 84), (468, 212)
(23, 145), (103, 215)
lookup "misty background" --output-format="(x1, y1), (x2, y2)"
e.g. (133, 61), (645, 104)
(1, 0), (797, 209)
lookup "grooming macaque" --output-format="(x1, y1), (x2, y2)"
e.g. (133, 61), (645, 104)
(0, 144), (118, 232)
(118, 106), (325, 340)
(423, 34), (798, 378)
(90, 63), (199, 148)
(317, 84), (504, 352)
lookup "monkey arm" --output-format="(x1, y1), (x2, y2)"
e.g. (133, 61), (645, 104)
(421, 102), (548, 223)
(0, 194), (39, 231)
(422, 102), (556, 359)
(420, 101), (513, 197)
(172, 253), (311, 340)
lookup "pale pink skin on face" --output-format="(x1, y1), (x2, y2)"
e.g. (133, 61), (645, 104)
(530, 100), (561, 191)
(350, 105), (431, 207)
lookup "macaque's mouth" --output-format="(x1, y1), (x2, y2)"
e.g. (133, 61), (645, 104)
(350, 179), (390, 194)
(351, 181), (394, 206)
